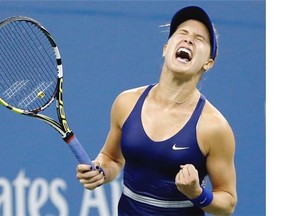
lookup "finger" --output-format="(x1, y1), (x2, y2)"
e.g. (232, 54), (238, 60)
(175, 171), (180, 183)
(77, 164), (92, 173)
(177, 166), (189, 182)
(182, 164), (198, 176)
(176, 164), (194, 182)
(79, 171), (104, 184)
(92, 160), (101, 169)
(176, 169), (186, 184)
(182, 166), (190, 177)
(77, 168), (101, 180)
(92, 161), (106, 177)
(83, 176), (106, 190)
(81, 173), (106, 190)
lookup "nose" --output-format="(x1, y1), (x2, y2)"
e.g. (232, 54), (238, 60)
(184, 39), (193, 45)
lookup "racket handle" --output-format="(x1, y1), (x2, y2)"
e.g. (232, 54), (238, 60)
(66, 134), (105, 175)
(66, 135), (94, 167)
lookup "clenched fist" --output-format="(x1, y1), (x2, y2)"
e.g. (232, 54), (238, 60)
(175, 164), (203, 199)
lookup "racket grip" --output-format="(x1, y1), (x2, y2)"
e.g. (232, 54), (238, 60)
(66, 135), (94, 166)
(66, 134), (105, 175)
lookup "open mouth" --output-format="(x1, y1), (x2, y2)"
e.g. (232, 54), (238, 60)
(176, 47), (192, 63)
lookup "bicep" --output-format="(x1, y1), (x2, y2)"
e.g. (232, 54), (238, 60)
(197, 103), (237, 214)
(205, 121), (236, 196)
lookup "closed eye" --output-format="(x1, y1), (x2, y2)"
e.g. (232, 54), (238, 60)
(175, 30), (208, 43)
(195, 34), (208, 43)
(177, 29), (189, 35)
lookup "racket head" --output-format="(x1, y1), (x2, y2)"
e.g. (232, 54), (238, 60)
(0, 16), (98, 169)
(0, 16), (62, 114)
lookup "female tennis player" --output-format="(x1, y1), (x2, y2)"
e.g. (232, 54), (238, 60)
(77, 6), (237, 216)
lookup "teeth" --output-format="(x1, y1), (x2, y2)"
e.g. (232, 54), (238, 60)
(176, 47), (192, 62)
(177, 47), (191, 57)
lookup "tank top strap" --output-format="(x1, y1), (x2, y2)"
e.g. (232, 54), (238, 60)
(189, 94), (206, 128)
(134, 84), (156, 109)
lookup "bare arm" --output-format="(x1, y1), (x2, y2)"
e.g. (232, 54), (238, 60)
(76, 93), (126, 189)
(96, 99), (125, 184)
(200, 112), (237, 215)
(76, 87), (147, 190)
(176, 103), (237, 215)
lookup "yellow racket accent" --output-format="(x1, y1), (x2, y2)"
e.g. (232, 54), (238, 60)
(37, 91), (45, 99)
(0, 98), (23, 114)
(12, 107), (24, 114)
(0, 98), (8, 106)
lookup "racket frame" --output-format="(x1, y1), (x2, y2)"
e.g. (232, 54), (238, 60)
(0, 16), (72, 140)
(0, 16), (103, 171)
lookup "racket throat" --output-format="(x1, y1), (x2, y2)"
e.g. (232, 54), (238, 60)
(63, 131), (75, 143)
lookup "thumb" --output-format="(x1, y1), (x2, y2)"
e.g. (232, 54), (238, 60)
(92, 160), (101, 170)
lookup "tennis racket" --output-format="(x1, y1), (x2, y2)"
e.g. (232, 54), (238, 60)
(0, 16), (102, 173)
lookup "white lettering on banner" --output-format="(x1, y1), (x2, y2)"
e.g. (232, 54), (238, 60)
(0, 170), (122, 216)
(80, 187), (110, 216)
(110, 178), (122, 216)
(28, 178), (49, 216)
(13, 170), (30, 216)
(0, 178), (12, 216)
(0, 170), (68, 216)
(50, 179), (68, 216)
(80, 175), (122, 216)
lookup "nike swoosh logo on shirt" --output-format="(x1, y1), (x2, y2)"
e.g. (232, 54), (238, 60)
(172, 144), (190, 150)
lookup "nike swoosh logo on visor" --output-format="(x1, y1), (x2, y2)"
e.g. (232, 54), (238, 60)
(172, 144), (190, 150)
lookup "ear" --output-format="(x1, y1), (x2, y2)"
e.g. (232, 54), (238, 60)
(162, 44), (168, 57)
(202, 59), (214, 71)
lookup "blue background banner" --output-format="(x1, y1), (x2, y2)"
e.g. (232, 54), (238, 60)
(0, 1), (265, 216)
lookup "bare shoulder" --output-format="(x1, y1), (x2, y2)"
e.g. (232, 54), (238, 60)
(197, 99), (235, 155)
(111, 85), (149, 127)
(114, 85), (148, 107)
(118, 85), (148, 99)
(200, 100), (232, 133)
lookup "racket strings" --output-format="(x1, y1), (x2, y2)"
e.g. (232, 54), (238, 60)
(0, 19), (58, 111)
(1, 24), (38, 104)
(1, 36), (29, 106)
(10, 21), (56, 108)
(16, 21), (56, 97)
(0, 21), (51, 106)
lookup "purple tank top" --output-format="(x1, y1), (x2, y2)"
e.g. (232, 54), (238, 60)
(119, 84), (207, 215)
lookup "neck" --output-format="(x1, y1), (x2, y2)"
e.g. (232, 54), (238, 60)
(154, 65), (202, 105)
(154, 83), (199, 106)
